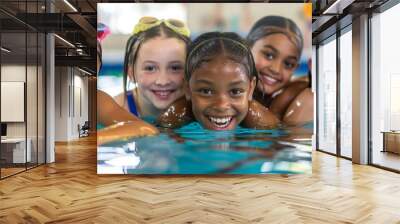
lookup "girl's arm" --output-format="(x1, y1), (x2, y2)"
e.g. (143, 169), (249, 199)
(269, 81), (309, 120)
(97, 90), (158, 145)
(156, 97), (194, 129)
(282, 88), (313, 126)
(98, 90), (139, 126)
(242, 100), (280, 129)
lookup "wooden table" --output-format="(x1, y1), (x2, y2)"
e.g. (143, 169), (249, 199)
(381, 131), (400, 154)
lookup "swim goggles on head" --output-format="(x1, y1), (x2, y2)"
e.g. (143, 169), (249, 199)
(133, 16), (190, 37)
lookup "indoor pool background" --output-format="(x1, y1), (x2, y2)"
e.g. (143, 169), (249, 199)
(97, 122), (312, 174)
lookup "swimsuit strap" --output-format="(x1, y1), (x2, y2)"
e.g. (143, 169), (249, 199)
(126, 91), (139, 116)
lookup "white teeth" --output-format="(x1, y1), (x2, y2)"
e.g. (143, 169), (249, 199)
(154, 90), (171, 97)
(264, 76), (277, 84)
(210, 117), (230, 123)
(159, 91), (168, 96)
(208, 116), (232, 128)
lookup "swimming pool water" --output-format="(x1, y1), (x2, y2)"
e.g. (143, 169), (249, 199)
(97, 122), (312, 174)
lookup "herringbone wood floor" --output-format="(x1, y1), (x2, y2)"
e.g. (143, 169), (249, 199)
(1, 135), (400, 224)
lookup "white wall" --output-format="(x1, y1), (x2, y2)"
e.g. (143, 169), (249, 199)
(1, 64), (46, 164)
(73, 73), (89, 137)
(55, 66), (69, 141)
(1, 65), (26, 82)
(1, 65), (30, 138)
(54, 67), (89, 141)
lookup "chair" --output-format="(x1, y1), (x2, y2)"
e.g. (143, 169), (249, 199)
(79, 121), (90, 138)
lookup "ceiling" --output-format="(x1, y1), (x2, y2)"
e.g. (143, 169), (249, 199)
(0, 0), (395, 73)
(0, 0), (98, 73)
(311, 0), (390, 44)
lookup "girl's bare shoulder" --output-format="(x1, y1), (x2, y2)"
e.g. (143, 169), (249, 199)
(113, 92), (126, 108)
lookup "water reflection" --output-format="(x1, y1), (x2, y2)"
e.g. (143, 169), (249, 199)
(97, 122), (312, 174)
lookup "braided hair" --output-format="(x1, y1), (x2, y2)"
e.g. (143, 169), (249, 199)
(186, 32), (257, 83)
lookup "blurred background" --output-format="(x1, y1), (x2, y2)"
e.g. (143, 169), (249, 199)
(98, 3), (312, 97)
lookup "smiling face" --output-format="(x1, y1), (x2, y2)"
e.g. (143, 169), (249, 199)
(133, 36), (186, 113)
(186, 56), (256, 131)
(251, 33), (299, 95)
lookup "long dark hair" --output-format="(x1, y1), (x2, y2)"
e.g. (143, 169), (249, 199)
(247, 15), (303, 58)
(97, 41), (102, 72)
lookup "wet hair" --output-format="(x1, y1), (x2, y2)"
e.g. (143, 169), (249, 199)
(123, 23), (190, 94)
(185, 32), (257, 82)
(247, 16), (303, 58)
(97, 41), (102, 71)
(308, 58), (312, 88)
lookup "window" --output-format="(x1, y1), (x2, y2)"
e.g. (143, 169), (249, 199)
(370, 3), (400, 171)
(317, 36), (337, 154)
(339, 28), (352, 158)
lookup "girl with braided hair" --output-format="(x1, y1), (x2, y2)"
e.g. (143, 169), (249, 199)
(173, 31), (279, 130)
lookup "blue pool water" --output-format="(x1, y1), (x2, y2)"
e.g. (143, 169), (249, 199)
(97, 122), (312, 174)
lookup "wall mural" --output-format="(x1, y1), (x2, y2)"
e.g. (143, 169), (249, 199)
(96, 3), (313, 175)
